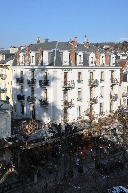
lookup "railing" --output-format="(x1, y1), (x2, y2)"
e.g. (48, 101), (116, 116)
(100, 79), (104, 83)
(0, 88), (7, 93)
(39, 80), (49, 87)
(17, 94), (25, 101)
(62, 81), (75, 90)
(77, 98), (82, 101)
(110, 94), (118, 101)
(90, 97), (98, 104)
(39, 99), (49, 107)
(0, 74), (7, 79)
(27, 96), (35, 103)
(63, 99), (74, 109)
(110, 78), (118, 85)
(77, 79), (83, 83)
(16, 78), (24, 84)
(27, 78), (36, 85)
(122, 92), (128, 97)
(88, 79), (99, 87)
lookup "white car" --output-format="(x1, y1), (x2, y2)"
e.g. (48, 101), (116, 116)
(108, 186), (128, 193)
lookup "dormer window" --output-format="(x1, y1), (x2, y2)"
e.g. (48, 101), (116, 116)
(22, 56), (23, 63)
(63, 51), (69, 65)
(79, 55), (82, 64)
(91, 57), (93, 64)
(102, 56), (104, 64)
(32, 56), (34, 63)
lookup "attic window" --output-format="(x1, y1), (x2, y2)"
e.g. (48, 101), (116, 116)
(91, 57), (93, 64)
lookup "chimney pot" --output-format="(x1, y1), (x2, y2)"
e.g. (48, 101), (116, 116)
(44, 38), (49, 42)
(37, 37), (40, 44)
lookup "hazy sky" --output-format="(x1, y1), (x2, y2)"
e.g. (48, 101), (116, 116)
(0, 0), (128, 48)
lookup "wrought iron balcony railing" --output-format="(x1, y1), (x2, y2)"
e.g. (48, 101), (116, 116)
(90, 97), (98, 104)
(77, 79), (83, 83)
(88, 79), (99, 87)
(16, 78), (24, 84)
(110, 78), (118, 85)
(110, 94), (118, 101)
(62, 81), (75, 90)
(122, 92), (128, 97)
(0, 88), (7, 93)
(63, 99), (74, 109)
(17, 94), (25, 101)
(27, 96), (36, 103)
(39, 80), (49, 87)
(27, 78), (36, 86)
(39, 99), (49, 107)
(0, 74), (7, 79)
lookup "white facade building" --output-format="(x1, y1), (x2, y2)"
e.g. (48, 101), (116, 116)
(12, 38), (122, 124)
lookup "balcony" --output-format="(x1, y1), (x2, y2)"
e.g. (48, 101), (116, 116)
(27, 96), (36, 103)
(16, 77), (24, 85)
(17, 94), (25, 101)
(77, 97), (82, 102)
(77, 79), (83, 83)
(0, 74), (7, 80)
(110, 78), (118, 85)
(39, 80), (49, 88)
(122, 92), (128, 97)
(62, 81), (75, 91)
(88, 79), (99, 87)
(90, 97), (98, 104)
(39, 99), (49, 107)
(110, 94), (118, 101)
(27, 78), (36, 86)
(63, 99), (74, 109)
(0, 88), (7, 93)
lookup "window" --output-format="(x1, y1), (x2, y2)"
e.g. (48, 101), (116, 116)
(64, 72), (68, 85)
(91, 57), (93, 64)
(78, 72), (82, 83)
(100, 103), (103, 113)
(31, 71), (34, 78)
(44, 72), (47, 80)
(77, 106), (81, 117)
(102, 56), (104, 64)
(77, 88), (82, 101)
(22, 56), (24, 63)
(31, 87), (34, 97)
(79, 55), (82, 64)
(20, 71), (23, 77)
(100, 87), (104, 98)
(44, 89), (47, 100)
(90, 72), (93, 80)
(63, 91), (68, 101)
(32, 56), (34, 63)
(112, 57), (115, 65)
(90, 88), (93, 98)
(100, 71), (104, 81)
(21, 104), (24, 114)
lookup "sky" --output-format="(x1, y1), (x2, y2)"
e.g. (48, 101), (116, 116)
(0, 0), (128, 48)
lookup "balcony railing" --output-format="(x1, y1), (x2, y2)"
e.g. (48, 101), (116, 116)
(16, 78), (24, 84)
(90, 97), (98, 104)
(110, 94), (118, 101)
(27, 78), (36, 86)
(62, 81), (75, 90)
(17, 94), (25, 101)
(63, 99), (74, 109)
(77, 98), (82, 102)
(39, 80), (49, 87)
(0, 88), (7, 93)
(77, 79), (83, 83)
(122, 92), (128, 97)
(88, 79), (99, 87)
(110, 78), (118, 85)
(27, 96), (36, 103)
(100, 79), (104, 83)
(0, 74), (7, 79)
(39, 99), (49, 107)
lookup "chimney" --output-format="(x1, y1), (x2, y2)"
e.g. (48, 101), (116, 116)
(69, 37), (77, 66)
(95, 50), (100, 66)
(37, 37), (40, 44)
(105, 48), (110, 66)
(44, 38), (49, 43)
(10, 46), (18, 54)
(17, 51), (20, 64)
(25, 46), (30, 64)
(84, 35), (90, 48)
(38, 48), (43, 65)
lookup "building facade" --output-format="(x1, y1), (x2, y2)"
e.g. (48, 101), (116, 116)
(12, 37), (121, 123)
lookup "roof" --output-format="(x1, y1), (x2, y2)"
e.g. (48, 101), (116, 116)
(0, 55), (14, 64)
(0, 50), (10, 54)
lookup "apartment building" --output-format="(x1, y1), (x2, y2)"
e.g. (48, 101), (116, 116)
(0, 48), (16, 138)
(12, 37), (121, 123)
